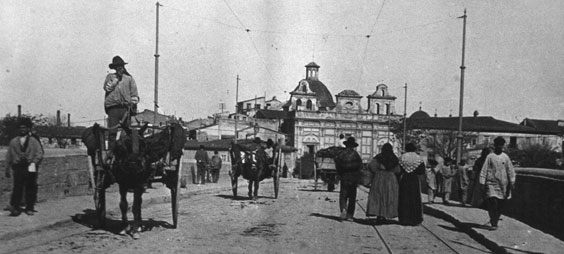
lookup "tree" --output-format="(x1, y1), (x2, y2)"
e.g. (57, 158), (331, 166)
(421, 130), (473, 160)
(0, 114), (35, 145)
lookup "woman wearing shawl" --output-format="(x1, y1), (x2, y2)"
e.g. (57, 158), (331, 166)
(366, 143), (400, 224)
(398, 143), (426, 226)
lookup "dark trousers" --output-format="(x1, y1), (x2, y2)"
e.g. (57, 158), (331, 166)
(339, 180), (357, 216)
(106, 106), (129, 150)
(197, 164), (207, 184)
(485, 197), (506, 227)
(10, 166), (38, 211)
(211, 167), (221, 183)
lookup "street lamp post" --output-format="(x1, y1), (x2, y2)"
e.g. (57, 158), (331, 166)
(456, 9), (467, 165)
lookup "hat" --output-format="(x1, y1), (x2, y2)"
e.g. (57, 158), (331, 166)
(266, 138), (274, 146)
(494, 136), (506, 146)
(343, 137), (358, 148)
(109, 56), (128, 69)
(17, 118), (33, 128)
(253, 137), (262, 144)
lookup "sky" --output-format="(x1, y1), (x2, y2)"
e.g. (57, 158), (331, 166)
(1, 0), (564, 126)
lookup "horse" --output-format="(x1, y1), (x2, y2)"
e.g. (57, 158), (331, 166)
(229, 140), (276, 200)
(82, 120), (185, 239)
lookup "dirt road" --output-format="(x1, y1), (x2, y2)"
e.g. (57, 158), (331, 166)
(12, 179), (490, 254)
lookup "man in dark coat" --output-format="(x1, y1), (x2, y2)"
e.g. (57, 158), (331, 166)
(334, 137), (362, 221)
(194, 145), (210, 185)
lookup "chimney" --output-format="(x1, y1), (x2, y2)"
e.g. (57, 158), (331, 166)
(68, 113), (71, 127)
(17, 105), (21, 117)
(57, 110), (61, 126)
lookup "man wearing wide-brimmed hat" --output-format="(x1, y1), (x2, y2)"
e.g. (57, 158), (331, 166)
(334, 136), (363, 221)
(103, 56), (140, 154)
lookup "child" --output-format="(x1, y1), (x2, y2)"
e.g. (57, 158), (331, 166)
(425, 157), (439, 204)
(440, 157), (455, 205)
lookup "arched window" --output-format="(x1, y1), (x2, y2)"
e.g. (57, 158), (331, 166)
(385, 104), (390, 115)
(306, 100), (313, 110)
(381, 90), (385, 96)
(376, 103), (380, 114)
(302, 85), (307, 92)
(296, 99), (302, 109)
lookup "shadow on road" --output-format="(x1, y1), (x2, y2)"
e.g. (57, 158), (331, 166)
(71, 209), (174, 235)
(309, 212), (342, 222)
(215, 194), (275, 200)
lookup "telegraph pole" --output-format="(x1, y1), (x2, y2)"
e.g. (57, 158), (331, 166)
(153, 2), (162, 127)
(234, 75), (240, 143)
(403, 83), (407, 151)
(456, 9), (467, 165)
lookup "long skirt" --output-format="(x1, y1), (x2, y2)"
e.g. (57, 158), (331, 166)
(398, 173), (423, 226)
(366, 171), (399, 218)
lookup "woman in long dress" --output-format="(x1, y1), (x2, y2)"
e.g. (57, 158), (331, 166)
(366, 143), (400, 224)
(398, 143), (426, 226)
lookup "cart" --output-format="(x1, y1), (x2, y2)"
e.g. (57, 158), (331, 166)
(314, 146), (344, 192)
(84, 122), (184, 229)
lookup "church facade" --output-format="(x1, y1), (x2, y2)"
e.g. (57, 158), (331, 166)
(282, 62), (401, 162)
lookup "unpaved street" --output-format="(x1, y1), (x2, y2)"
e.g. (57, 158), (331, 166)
(13, 179), (490, 254)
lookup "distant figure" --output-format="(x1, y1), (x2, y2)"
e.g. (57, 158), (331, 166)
(194, 145), (210, 185)
(440, 157), (455, 205)
(338, 134), (346, 147)
(466, 155), (478, 204)
(397, 143), (426, 226)
(334, 137), (362, 221)
(470, 148), (491, 207)
(365, 143), (400, 224)
(5, 118), (44, 216)
(456, 158), (471, 206)
(103, 56), (139, 160)
(479, 137), (516, 230)
(425, 156), (440, 204)
(210, 150), (222, 183)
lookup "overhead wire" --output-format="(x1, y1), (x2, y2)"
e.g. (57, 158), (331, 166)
(357, 0), (387, 91)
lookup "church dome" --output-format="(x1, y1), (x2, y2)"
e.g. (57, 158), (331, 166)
(336, 90), (362, 98)
(409, 110), (431, 119)
(291, 79), (336, 109)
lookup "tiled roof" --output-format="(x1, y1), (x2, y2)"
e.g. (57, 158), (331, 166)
(407, 116), (554, 135)
(336, 90), (362, 98)
(301, 79), (336, 108)
(520, 118), (564, 135)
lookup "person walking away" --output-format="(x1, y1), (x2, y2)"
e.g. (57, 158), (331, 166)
(210, 150), (222, 183)
(470, 148), (491, 207)
(465, 155), (477, 204)
(5, 118), (44, 216)
(397, 143), (426, 226)
(103, 56), (139, 161)
(456, 159), (471, 206)
(479, 137), (515, 230)
(425, 156), (440, 204)
(195, 145), (210, 185)
(334, 137), (362, 221)
(440, 157), (455, 205)
(365, 143), (400, 224)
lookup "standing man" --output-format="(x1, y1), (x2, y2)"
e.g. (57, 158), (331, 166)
(479, 137), (516, 230)
(103, 56), (139, 159)
(334, 137), (362, 221)
(195, 145), (210, 185)
(210, 150), (222, 183)
(5, 118), (44, 216)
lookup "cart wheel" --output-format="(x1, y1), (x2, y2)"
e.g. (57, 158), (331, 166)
(229, 169), (238, 197)
(94, 169), (106, 229)
(273, 166), (280, 199)
(171, 158), (182, 229)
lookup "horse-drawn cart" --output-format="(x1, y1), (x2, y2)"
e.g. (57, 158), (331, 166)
(83, 120), (186, 232)
(314, 146), (344, 192)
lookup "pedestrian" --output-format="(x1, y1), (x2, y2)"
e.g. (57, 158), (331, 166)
(365, 143), (400, 224)
(397, 143), (426, 226)
(440, 157), (455, 205)
(194, 145), (210, 185)
(455, 158), (471, 206)
(103, 55), (139, 161)
(470, 148), (491, 207)
(425, 155), (440, 204)
(334, 137), (362, 221)
(4, 118), (44, 216)
(466, 155), (477, 204)
(210, 150), (222, 183)
(479, 137), (516, 230)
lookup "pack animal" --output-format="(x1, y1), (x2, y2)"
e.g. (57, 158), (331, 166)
(229, 142), (275, 200)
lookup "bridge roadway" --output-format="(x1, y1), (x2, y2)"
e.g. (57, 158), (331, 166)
(0, 177), (562, 253)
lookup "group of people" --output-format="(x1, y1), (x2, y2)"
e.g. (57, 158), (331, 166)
(334, 136), (516, 230)
(194, 145), (223, 185)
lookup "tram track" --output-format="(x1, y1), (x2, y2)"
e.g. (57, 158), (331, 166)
(356, 187), (462, 254)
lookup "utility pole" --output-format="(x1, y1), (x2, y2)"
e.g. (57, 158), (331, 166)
(153, 2), (162, 128)
(234, 75), (240, 143)
(403, 83), (407, 151)
(456, 9), (467, 165)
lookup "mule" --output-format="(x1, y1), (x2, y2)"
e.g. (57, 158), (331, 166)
(229, 141), (276, 200)
(83, 121), (185, 239)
